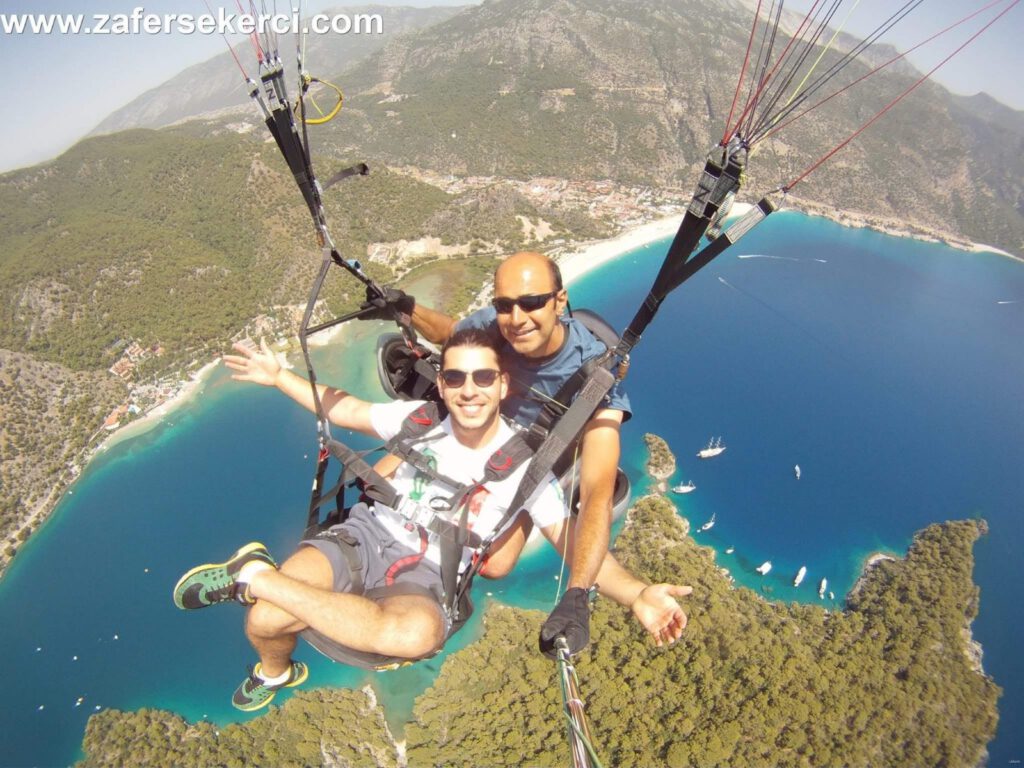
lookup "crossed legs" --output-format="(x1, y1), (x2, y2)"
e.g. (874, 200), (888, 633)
(245, 546), (447, 677)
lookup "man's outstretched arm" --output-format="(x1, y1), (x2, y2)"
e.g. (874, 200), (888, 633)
(223, 339), (377, 436)
(536, 408), (623, 656)
(539, 518), (692, 650)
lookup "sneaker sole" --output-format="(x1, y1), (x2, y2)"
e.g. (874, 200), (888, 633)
(172, 542), (269, 610)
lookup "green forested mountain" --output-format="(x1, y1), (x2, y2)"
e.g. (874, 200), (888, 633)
(0, 126), (599, 372)
(76, 494), (999, 767)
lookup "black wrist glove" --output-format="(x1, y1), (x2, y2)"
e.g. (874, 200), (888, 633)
(358, 286), (415, 321)
(539, 587), (591, 659)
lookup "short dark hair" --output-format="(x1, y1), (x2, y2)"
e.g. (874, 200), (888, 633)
(440, 326), (503, 369)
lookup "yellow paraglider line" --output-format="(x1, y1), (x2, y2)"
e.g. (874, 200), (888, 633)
(297, 74), (344, 125)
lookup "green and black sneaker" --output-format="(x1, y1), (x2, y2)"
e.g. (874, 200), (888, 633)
(172, 542), (276, 610)
(232, 661), (309, 712)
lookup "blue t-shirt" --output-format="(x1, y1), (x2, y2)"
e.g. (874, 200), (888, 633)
(456, 307), (632, 427)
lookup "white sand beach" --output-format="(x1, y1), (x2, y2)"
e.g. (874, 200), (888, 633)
(103, 358), (221, 450)
(558, 215), (682, 286)
(557, 203), (757, 286)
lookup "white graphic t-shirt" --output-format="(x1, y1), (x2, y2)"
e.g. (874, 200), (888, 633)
(368, 399), (567, 569)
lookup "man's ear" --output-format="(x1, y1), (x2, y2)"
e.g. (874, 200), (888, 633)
(499, 371), (510, 400)
(555, 288), (569, 316)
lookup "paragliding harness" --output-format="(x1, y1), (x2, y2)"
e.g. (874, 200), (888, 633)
(302, 400), (536, 669)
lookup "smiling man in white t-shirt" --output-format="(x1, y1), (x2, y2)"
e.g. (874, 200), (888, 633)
(174, 328), (691, 711)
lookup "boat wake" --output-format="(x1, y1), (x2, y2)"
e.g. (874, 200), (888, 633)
(737, 254), (800, 261)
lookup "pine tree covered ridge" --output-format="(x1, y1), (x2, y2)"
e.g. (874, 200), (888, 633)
(78, 495), (999, 767)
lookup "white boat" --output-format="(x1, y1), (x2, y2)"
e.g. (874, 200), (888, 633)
(818, 578), (828, 598)
(794, 464), (801, 480)
(672, 480), (696, 494)
(697, 436), (726, 459)
(725, 546), (735, 554)
(699, 512), (716, 531)
(756, 561), (772, 575)
(828, 591), (835, 600)
(793, 566), (807, 587)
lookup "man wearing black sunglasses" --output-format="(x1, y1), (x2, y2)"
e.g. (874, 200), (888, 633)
(196, 329), (687, 709)
(377, 252), (631, 659)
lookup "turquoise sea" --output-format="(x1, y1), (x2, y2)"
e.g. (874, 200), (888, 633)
(2, 211), (1021, 767)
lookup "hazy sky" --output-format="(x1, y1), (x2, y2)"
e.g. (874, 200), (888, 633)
(0, 0), (1021, 173)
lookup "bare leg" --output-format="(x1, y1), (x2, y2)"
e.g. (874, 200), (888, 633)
(245, 546), (445, 675)
(245, 547), (332, 677)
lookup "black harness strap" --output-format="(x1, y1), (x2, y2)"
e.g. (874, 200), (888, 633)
(307, 400), (537, 628)
(313, 526), (365, 594)
(616, 144), (746, 358)
(304, 437), (401, 538)
(453, 362), (617, 611)
(323, 162), (369, 191)
(525, 356), (603, 450)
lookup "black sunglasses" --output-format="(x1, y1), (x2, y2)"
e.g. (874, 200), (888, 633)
(491, 291), (558, 314)
(440, 368), (500, 388)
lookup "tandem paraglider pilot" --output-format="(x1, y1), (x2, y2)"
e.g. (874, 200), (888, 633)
(175, 328), (690, 710)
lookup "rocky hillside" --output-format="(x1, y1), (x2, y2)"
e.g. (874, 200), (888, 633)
(0, 350), (125, 562)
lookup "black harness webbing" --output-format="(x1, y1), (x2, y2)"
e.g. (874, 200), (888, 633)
(615, 144), (746, 357)
(304, 401), (537, 633)
(453, 362), (617, 609)
(304, 437), (401, 538)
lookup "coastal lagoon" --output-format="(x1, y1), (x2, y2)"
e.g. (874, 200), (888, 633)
(2, 212), (1021, 766)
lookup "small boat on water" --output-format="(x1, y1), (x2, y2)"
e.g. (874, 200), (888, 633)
(672, 480), (697, 494)
(697, 436), (726, 459)
(793, 566), (807, 587)
(699, 512), (716, 531)
(756, 561), (772, 575)
(725, 546), (735, 554)
(828, 591), (835, 600)
(818, 578), (828, 598)
(794, 464), (801, 480)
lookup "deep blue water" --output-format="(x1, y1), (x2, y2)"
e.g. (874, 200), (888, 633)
(1, 212), (1021, 767)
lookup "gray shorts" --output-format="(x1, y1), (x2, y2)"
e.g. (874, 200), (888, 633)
(298, 503), (451, 666)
